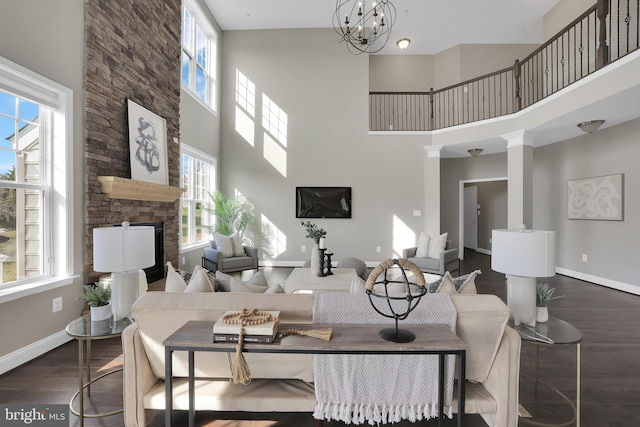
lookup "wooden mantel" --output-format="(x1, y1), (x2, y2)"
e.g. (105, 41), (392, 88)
(97, 176), (185, 202)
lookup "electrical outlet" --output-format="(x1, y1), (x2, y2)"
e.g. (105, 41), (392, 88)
(582, 254), (588, 262)
(301, 245), (307, 253)
(413, 210), (421, 217)
(181, 256), (186, 265)
(52, 297), (63, 313)
(376, 246), (381, 253)
(489, 237), (492, 244)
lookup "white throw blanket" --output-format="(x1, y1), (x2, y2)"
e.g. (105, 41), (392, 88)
(312, 292), (458, 425)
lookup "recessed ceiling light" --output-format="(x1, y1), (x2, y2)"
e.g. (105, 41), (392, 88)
(397, 38), (411, 50)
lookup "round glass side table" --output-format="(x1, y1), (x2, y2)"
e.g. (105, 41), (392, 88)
(511, 316), (582, 427)
(65, 315), (132, 427)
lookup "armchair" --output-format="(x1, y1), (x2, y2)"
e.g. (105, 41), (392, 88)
(403, 246), (460, 276)
(202, 240), (258, 273)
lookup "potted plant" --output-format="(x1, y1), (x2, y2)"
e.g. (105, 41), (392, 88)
(203, 191), (256, 240)
(301, 221), (327, 275)
(536, 283), (563, 323)
(77, 283), (112, 321)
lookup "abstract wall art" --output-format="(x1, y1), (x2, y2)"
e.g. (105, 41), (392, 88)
(567, 173), (624, 220)
(127, 99), (168, 185)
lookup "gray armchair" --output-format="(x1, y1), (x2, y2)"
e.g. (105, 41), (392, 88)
(202, 240), (258, 273)
(403, 246), (460, 276)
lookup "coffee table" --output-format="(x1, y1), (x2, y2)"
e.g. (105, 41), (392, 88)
(283, 267), (357, 293)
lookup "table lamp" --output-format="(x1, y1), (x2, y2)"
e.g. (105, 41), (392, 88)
(491, 226), (555, 326)
(93, 221), (155, 320)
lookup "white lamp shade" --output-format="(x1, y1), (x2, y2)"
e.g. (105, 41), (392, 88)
(93, 223), (155, 272)
(491, 229), (556, 277)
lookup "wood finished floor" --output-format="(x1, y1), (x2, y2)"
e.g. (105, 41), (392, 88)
(1, 250), (639, 426)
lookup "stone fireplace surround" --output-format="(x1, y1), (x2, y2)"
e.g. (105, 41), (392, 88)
(83, 0), (182, 285)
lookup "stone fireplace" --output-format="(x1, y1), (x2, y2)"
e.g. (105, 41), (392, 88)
(83, 0), (182, 285)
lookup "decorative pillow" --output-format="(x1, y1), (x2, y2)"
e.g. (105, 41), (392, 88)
(246, 271), (268, 288)
(264, 283), (285, 294)
(415, 232), (431, 258)
(214, 231), (246, 258)
(215, 271), (233, 292)
(184, 265), (215, 293)
(164, 262), (187, 292)
(230, 277), (268, 293)
(428, 232), (448, 259)
(350, 276), (367, 293)
(452, 270), (481, 294)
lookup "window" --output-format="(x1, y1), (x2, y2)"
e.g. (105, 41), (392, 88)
(181, 0), (217, 112)
(0, 56), (73, 296)
(180, 145), (216, 248)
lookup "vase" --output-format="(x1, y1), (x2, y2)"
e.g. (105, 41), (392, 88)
(536, 306), (549, 323)
(310, 243), (321, 276)
(90, 303), (112, 322)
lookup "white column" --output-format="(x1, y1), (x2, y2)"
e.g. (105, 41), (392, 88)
(423, 145), (443, 238)
(501, 131), (534, 229)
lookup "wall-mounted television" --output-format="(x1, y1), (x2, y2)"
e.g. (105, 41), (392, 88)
(296, 187), (352, 219)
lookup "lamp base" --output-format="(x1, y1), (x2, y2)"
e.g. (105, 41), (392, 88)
(506, 274), (536, 326)
(110, 271), (139, 321)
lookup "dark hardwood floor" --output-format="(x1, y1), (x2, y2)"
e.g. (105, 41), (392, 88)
(1, 250), (639, 426)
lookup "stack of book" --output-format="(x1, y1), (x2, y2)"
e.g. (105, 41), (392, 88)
(212, 310), (280, 343)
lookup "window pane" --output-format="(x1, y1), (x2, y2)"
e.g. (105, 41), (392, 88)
(195, 201), (204, 242)
(182, 51), (192, 88)
(0, 92), (16, 117)
(182, 7), (192, 48)
(195, 66), (207, 103)
(196, 25), (207, 68)
(18, 99), (39, 122)
(181, 204), (189, 245)
(0, 188), (43, 284)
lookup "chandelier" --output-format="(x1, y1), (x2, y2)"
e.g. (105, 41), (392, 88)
(333, 0), (397, 54)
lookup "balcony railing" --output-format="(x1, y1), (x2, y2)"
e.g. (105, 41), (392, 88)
(369, 0), (640, 132)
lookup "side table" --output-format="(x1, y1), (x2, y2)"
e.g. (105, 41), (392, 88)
(511, 316), (582, 427)
(65, 315), (132, 427)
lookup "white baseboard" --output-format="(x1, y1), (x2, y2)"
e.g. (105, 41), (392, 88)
(555, 267), (640, 296)
(475, 247), (492, 256)
(0, 330), (72, 375)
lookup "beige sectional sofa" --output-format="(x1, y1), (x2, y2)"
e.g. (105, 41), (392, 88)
(123, 291), (520, 427)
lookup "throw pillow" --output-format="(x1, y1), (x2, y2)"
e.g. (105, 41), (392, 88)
(164, 262), (187, 292)
(264, 283), (285, 294)
(452, 270), (481, 294)
(230, 277), (268, 293)
(415, 232), (431, 258)
(350, 276), (366, 293)
(184, 265), (215, 293)
(214, 231), (246, 258)
(428, 232), (448, 259)
(246, 271), (268, 288)
(435, 272), (458, 295)
(215, 271), (233, 292)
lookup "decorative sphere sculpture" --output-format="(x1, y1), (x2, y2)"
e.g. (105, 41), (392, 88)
(365, 258), (427, 343)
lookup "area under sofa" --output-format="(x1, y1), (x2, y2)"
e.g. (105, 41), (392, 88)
(123, 291), (520, 427)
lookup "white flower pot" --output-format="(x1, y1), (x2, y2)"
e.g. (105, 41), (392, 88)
(90, 303), (112, 322)
(536, 306), (549, 323)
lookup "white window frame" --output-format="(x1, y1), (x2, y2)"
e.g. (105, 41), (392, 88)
(181, 0), (218, 114)
(180, 144), (216, 250)
(0, 56), (74, 303)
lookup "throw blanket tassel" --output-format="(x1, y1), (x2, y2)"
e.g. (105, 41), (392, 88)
(231, 328), (251, 384)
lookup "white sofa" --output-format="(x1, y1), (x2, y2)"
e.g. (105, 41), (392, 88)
(123, 291), (520, 427)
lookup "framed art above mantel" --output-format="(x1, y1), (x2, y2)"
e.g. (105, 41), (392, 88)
(127, 99), (168, 185)
(567, 173), (624, 220)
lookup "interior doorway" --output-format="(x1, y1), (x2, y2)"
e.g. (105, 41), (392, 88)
(458, 178), (508, 260)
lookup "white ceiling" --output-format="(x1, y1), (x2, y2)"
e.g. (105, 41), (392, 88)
(205, 0), (561, 55)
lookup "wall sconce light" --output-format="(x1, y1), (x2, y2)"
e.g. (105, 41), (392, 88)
(577, 120), (605, 133)
(468, 148), (483, 157)
(397, 38), (411, 49)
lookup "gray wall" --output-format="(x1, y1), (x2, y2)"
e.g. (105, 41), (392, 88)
(534, 118), (640, 288)
(220, 29), (429, 264)
(0, 0), (86, 357)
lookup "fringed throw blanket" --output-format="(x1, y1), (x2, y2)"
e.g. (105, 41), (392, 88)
(312, 292), (458, 425)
